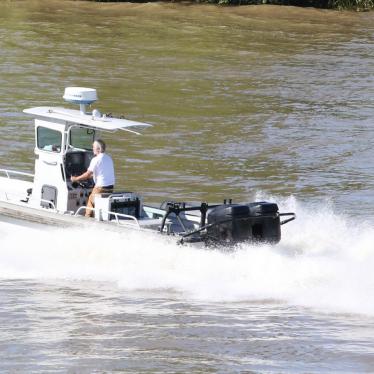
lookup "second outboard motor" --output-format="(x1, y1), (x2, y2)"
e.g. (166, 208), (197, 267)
(206, 202), (281, 245)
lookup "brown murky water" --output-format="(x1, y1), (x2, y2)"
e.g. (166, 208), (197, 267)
(1, 1), (374, 372)
(1, 1), (373, 208)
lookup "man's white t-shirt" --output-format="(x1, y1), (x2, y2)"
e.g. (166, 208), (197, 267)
(88, 153), (115, 187)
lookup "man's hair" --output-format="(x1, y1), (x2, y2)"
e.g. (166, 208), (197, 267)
(94, 139), (106, 153)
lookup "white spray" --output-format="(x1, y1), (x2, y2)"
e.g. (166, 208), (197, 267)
(1, 196), (374, 316)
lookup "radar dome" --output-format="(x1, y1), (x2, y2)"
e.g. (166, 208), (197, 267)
(63, 87), (98, 114)
(63, 87), (98, 105)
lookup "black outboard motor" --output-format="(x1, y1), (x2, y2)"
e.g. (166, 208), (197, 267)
(206, 202), (281, 245)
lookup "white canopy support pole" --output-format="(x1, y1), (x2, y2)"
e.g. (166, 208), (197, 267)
(120, 128), (142, 136)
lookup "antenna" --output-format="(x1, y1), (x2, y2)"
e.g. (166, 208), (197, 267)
(63, 87), (98, 115)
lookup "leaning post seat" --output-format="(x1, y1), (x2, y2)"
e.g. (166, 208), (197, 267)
(94, 192), (142, 221)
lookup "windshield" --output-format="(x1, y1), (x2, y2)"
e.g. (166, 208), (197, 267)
(69, 126), (95, 150)
(37, 126), (62, 153)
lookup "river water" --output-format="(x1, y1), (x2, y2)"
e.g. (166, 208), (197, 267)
(1, 1), (374, 372)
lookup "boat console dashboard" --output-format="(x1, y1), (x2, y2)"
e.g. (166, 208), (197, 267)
(64, 150), (94, 210)
(64, 150), (93, 179)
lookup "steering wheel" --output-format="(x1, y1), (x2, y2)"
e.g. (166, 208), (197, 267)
(71, 180), (93, 189)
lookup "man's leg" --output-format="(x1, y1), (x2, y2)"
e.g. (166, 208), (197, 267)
(85, 186), (104, 217)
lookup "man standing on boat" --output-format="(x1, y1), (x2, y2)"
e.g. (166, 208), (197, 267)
(71, 139), (115, 217)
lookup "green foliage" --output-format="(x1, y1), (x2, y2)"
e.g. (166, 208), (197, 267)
(329, 0), (374, 9)
(211, 0), (374, 8)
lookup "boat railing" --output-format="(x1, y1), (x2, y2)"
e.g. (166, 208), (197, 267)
(74, 206), (96, 218)
(107, 210), (140, 228)
(0, 168), (34, 180)
(39, 199), (57, 211)
(74, 206), (141, 228)
(1, 190), (56, 211)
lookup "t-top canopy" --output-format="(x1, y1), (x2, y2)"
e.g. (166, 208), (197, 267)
(23, 107), (152, 134)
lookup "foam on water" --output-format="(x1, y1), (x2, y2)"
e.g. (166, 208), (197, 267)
(1, 196), (374, 316)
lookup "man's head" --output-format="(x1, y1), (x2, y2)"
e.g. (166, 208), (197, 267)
(93, 139), (106, 155)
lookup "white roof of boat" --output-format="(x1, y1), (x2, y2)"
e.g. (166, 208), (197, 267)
(23, 107), (152, 132)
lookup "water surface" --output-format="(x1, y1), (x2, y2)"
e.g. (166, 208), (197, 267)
(1, 1), (374, 372)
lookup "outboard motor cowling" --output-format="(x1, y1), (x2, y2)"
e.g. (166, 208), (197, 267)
(247, 202), (281, 243)
(206, 202), (281, 245)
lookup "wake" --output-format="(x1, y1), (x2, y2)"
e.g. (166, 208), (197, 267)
(1, 195), (374, 316)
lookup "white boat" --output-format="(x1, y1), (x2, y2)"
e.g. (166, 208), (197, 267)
(0, 87), (295, 246)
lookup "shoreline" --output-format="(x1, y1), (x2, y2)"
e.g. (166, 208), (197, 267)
(87, 0), (373, 11)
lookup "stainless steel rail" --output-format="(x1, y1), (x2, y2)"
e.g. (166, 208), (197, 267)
(0, 169), (34, 179)
(74, 206), (140, 228)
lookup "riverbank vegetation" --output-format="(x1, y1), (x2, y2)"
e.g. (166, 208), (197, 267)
(91, 0), (373, 10)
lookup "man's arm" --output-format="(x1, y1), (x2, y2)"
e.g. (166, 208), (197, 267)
(71, 170), (93, 183)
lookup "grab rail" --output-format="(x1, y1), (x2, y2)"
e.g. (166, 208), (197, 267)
(0, 169), (34, 179)
(40, 199), (57, 210)
(75, 206), (94, 216)
(279, 212), (296, 225)
(74, 206), (140, 228)
(107, 211), (140, 228)
(1, 190), (56, 211)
